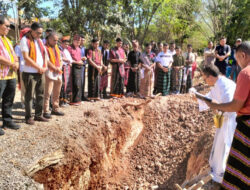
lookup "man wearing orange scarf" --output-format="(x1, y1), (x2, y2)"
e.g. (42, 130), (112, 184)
(20, 22), (48, 125)
(0, 15), (20, 135)
(43, 32), (64, 118)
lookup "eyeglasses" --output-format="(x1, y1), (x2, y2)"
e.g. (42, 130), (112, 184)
(5, 25), (11, 28)
(36, 31), (43, 35)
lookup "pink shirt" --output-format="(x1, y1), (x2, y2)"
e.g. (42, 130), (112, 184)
(87, 49), (102, 66)
(68, 45), (81, 62)
(110, 47), (125, 60)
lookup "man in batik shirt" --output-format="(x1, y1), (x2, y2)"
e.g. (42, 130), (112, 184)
(109, 38), (127, 98)
(0, 15), (20, 135)
(87, 38), (105, 100)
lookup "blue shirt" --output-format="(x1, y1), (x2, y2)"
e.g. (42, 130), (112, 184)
(80, 46), (87, 65)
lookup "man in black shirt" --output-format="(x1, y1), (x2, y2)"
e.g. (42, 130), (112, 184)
(215, 37), (231, 75)
(127, 40), (144, 96)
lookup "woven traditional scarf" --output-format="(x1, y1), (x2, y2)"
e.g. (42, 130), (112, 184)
(0, 36), (15, 78)
(26, 32), (46, 67)
(46, 44), (61, 68)
(92, 48), (102, 66)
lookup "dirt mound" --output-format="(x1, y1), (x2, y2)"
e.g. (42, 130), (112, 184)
(118, 95), (215, 189)
(0, 94), (216, 190)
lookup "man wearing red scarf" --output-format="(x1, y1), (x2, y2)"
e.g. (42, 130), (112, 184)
(21, 22), (48, 125)
(43, 32), (64, 119)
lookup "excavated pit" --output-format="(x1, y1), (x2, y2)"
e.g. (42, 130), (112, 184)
(0, 95), (218, 190)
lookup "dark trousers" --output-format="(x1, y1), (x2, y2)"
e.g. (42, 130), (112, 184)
(0, 78), (16, 125)
(215, 61), (227, 75)
(72, 64), (82, 103)
(88, 65), (100, 98)
(127, 69), (140, 94)
(81, 66), (86, 100)
(22, 72), (44, 119)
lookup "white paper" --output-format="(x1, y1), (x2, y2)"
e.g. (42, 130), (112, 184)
(197, 99), (209, 112)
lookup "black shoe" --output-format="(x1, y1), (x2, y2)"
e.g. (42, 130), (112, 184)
(4, 122), (20, 130)
(26, 118), (35, 125)
(51, 110), (64, 116)
(43, 112), (52, 119)
(34, 116), (49, 122)
(82, 97), (90, 102)
(103, 94), (108, 99)
(0, 128), (4, 136)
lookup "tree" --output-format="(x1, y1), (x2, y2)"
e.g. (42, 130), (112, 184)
(225, 0), (250, 44)
(16, 0), (51, 22)
(0, 2), (11, 16)
(59, 0), (130, 41)
(144, 0), (202, 47)
(198, 0), (250, 45)
(199, 0), (234, 42)
(121, 0), (165, 44)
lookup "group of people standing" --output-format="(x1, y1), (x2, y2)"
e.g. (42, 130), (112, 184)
(204, 37), (242, 81)
(200, 41), (250, 190)
(200, 36), (249, 190)
(0, 18), (201, 135)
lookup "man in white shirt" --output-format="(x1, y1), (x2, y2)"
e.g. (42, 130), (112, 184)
(15, 43), (25, 107)
(197, 64), (237, 183)
(155, 43), (173, 95)
(20, 22), (48, 125)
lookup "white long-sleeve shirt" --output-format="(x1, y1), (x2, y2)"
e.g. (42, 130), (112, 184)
(198, 76), (237, 183)
(62, 48), (73, 66)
